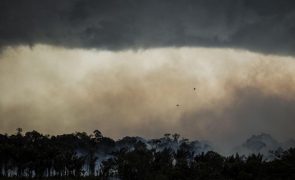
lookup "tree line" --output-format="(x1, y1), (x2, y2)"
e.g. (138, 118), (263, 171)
(0, 128), (294, 179)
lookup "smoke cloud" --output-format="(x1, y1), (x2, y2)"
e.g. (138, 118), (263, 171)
(0, 45), (295, 150)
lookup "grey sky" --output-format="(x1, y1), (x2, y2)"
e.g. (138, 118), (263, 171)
(0, 0), (295, 55)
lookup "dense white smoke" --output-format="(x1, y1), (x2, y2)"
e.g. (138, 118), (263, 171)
(0, 45), (295, 150)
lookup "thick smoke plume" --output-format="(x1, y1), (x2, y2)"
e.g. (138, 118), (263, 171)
(0, 45), (295, 149)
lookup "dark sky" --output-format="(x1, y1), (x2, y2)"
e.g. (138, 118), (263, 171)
(1, 0), (295, 55)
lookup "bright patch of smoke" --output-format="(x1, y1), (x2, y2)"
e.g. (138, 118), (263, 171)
(0, 45), (295, 150)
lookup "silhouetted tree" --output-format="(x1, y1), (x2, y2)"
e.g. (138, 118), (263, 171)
(0, 130), (295, 179)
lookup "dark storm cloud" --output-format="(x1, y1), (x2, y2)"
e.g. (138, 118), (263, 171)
(0, 0), (295, 54)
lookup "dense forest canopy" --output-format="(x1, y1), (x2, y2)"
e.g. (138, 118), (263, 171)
(0, 129), (294, 179)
